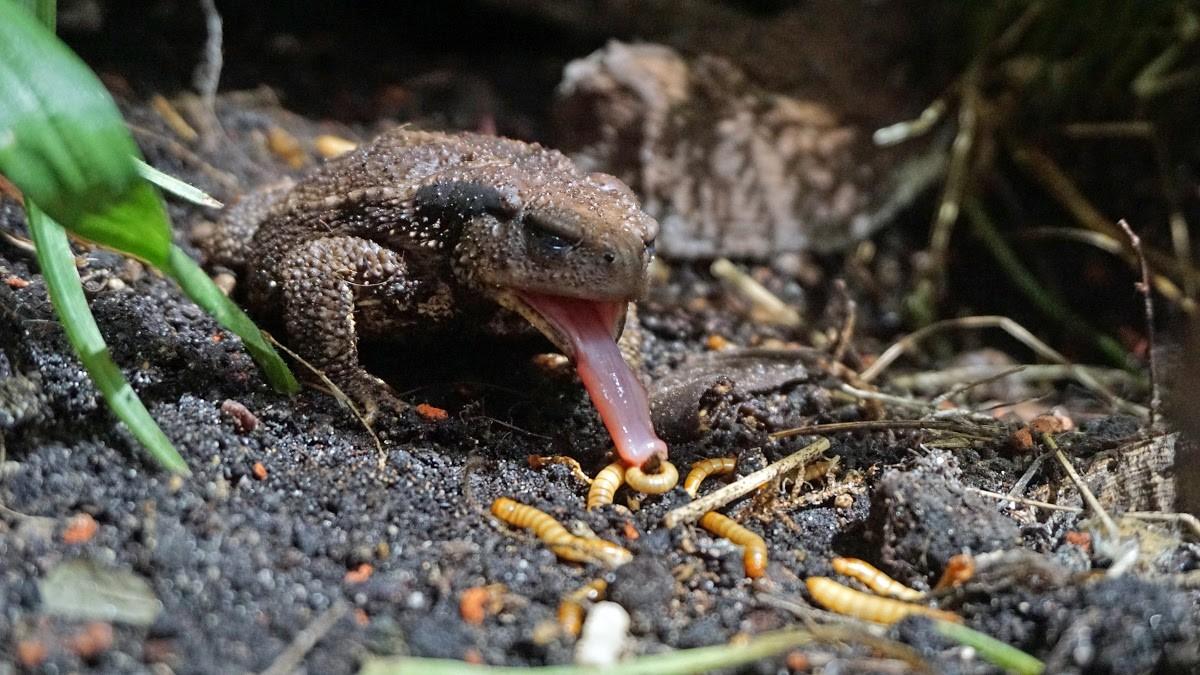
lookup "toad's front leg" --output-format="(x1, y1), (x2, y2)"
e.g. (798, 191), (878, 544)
(278, 236), (417, 422)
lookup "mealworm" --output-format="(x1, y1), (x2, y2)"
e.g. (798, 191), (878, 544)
(831, 557), (924, 601)
(528, 454), (592, 484)
(586, 461), (625, 510)
(625, 460), (679, 494)
(933, 553), (975, 590)
(558, 579), (608, 637)
(491, 497), (632, 567)
(805, 577), (961, 624)
(683, 457), (737, 497)
(699, 511), (768, 579)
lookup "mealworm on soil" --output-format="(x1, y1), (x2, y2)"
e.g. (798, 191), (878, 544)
(587, 461), (626, 510)
(699, 511), (768, 579)
(625, 460), (679, 494)
(831, 557), (924, 601)
(933, 553), (975, 590)
(557, 579), (608, 638)
(684, 457), (737, 497)
(528, 454), (592, 484)
(805, 577), (961, 624)
(491, 497), (632, 568)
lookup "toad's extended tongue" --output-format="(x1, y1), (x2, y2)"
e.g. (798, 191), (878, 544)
(521, 293), (667, 467)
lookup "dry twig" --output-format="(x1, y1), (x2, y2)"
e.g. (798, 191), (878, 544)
(663, 438), (830, 528)
(710, 258), (802, 328)
(1042, 433), (1118, 541)
(267, 335), (385, 467)
(259, 601), (347, 675)
(1117, 219), (1161, 427)
(859, 315), (1147, 417)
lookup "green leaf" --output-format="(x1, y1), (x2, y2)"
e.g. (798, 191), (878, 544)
(135, 158), (223, 209)
(934, 620), (1044, 675)
(0, 0), (171, 266)
(359, 628), (813, 675)
(166, 246), (300, 394)
(27, 203), (190, 474)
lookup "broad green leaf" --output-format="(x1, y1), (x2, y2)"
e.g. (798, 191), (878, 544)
(27, 202), (189, 474)
(0, 0), (171, 266)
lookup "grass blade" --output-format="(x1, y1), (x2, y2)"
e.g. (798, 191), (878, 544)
(0, 0), (171, 266)
(26, 202), (189, 474)
(134, 159), (223, 209)
(934, 620), (1044, 675)
(359, 628), (812, 675)
(165, 246), (299, 394)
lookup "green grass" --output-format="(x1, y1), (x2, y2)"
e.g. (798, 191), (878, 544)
(359, 628), (814, 675)
(0, 0), (297, 472)
(935, 620), (1044, 675)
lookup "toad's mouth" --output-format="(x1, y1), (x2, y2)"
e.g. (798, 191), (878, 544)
(498, 290), (667, 467)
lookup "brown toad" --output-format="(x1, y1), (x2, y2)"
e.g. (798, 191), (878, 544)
(195, 128), (666, 466)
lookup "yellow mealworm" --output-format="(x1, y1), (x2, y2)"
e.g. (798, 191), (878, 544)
(699, 511), (768, 579)
(683, 457), (737, 497)
(557, 579), (608, 638)
(625, 460), (679, 494)
(805, 577), (961, 624)
(491, 497), (632, 567)
(558, 599), (585, 638)
(831, 557), (925, 601)
(528, 454), (592, 484)
(933, 553), (975, 590)
(587, 461), (626, 510)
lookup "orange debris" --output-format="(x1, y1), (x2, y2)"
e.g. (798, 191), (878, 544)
(460, 586), (491, 625)
(416, 403), (449, 422)
(62, 513), (99, 545)
(344, 563), (373, 584)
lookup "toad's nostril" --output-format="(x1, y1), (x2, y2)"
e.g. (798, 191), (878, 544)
(603, 251), (617, 264)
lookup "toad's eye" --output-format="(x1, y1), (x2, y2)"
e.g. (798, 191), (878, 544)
(645, 239), (656, 258)
(523, 216), (574, 256)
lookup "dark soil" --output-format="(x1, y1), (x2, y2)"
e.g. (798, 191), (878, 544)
(2, 2), (1198, 674)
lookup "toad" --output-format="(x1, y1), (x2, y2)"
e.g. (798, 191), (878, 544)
(194, 128), (667, 466)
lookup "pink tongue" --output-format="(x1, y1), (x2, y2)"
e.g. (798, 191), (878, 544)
(521, 293), (667, 467)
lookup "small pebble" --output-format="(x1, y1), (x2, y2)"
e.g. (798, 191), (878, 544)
(574, 601), (630, 667)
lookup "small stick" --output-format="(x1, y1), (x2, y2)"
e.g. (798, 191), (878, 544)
(663, 438), (830, 528)
(1117, 219), (1161, 428)
(710, 258), (802, 327)
(927, 75), (979, 280)
(194, 0), (224, 110)
(930, 365), (1026, 407)
(1043, 433), (1119, 541)
(267, 335), (385, 466)
(893, 363), (1142, 394)
(859, 315), (1147, 417)
(150, 94), (199, 142)
(1124, 511), (1200, 540)
(837, 384), (933, 412)
(1007, 452), (1047, 498)
(260, 601), (347, 675)
(770, 419), (994, 441)
(830, 280), (857, 365)
(966, 486), (1082, 513)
